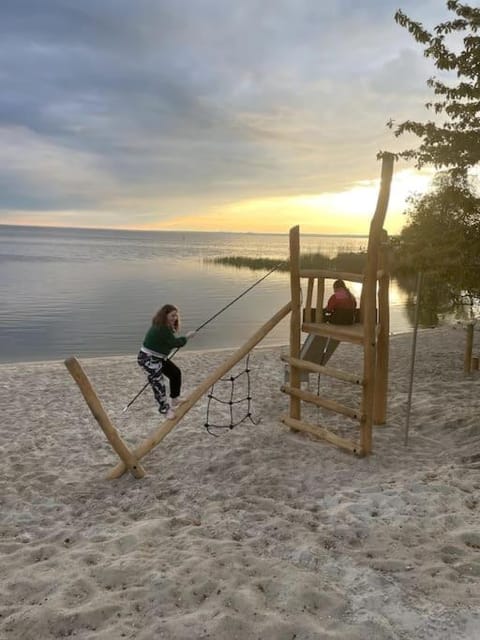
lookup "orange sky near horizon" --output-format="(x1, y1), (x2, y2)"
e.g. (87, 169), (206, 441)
(4, 167), (433, 237)
(153, 167), (433, 236)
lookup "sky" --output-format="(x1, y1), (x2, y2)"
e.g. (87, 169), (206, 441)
(0, 0), (455, 235)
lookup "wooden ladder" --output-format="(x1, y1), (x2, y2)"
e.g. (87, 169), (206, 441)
(281, 153), (394, 456)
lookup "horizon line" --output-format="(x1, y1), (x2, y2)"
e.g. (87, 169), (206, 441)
(0, 222), (370, 238)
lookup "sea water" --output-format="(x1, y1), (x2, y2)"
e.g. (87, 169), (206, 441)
(0, 225), (411, 363)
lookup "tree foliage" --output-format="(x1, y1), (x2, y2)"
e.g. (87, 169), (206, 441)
(389, 1), (480, 171)
(391, 171), (480, 304)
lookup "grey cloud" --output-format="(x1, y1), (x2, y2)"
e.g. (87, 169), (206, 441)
(0, 0), (451, 223)
(369, 49), (438, 104)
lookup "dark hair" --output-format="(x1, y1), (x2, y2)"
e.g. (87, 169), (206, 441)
(152, 304), (180, 330)
(333, 279), (356, 305)
(333, 279), (347, 290)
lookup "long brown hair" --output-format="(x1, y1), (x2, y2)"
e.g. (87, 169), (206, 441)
(333, 279), (356, 305)
(152, 304), (180, 330)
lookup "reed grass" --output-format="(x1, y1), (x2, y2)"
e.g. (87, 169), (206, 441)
(207, 250), (367, 273)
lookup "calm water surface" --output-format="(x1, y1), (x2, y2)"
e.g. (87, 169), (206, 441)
(0, 225), (412, 363)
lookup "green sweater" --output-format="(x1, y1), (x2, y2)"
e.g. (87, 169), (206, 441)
(142, 325), (187, 356)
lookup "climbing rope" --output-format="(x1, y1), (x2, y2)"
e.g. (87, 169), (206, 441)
(204, 354), (259, 436)
(194, 261), (286, 334)
(123, 260), (287, 412)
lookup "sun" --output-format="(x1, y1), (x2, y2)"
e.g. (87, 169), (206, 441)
(155, 168), (434, 235)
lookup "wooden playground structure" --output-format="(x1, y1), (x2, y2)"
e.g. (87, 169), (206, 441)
(281, 153), (394, 456)
(65, 302), (292, 480)
(65, 153), (395, 478)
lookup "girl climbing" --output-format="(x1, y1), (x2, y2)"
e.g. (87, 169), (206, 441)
(137, 304), (195, 419)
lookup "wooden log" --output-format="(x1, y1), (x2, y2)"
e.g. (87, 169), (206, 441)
(305, 277), (314, 322)
(316, 277), (325, 323)
(299, 269), (364, 283)
(65, 356), (146, 479)
(281, 384), (360, 420)
(289, 226), (302, 421)
(358, 282), (365, 324)
(280, 415), (359, 455)
(108, 301), (292, 479)
(280, 354), (362, 385)
(360, 153), (394, 454)
(464, 324), (475, 374)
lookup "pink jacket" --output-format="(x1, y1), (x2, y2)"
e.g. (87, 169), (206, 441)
(326, 288), (356, 312)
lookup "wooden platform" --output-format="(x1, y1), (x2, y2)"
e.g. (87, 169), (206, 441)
(302, 321), (369, 345)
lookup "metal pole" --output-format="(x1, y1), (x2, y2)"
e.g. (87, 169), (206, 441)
(404, 271), (423, 446)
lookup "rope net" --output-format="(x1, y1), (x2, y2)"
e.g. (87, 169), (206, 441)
(204, 354), (259, 436)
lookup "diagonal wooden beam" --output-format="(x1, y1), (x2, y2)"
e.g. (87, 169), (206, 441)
(65, 356), (145, 478)
(280, 415), (360, 455)
(108, 301), (292, 480)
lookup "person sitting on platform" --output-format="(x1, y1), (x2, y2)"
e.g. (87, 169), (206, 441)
(323, 279), (357, 325)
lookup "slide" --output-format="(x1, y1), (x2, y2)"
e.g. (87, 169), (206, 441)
(284, 335), (340, 383)
(301, 334), (339, 366)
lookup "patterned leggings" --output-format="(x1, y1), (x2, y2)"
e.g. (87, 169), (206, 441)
(137, 351), (169, 414)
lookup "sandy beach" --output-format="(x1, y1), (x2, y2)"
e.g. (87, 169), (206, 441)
(1, 325), (480, 639)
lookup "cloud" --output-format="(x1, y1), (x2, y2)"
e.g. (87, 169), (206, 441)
(0, 0), (453, 230)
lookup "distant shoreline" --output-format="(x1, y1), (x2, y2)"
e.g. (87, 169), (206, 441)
(0, 223), (369, 238)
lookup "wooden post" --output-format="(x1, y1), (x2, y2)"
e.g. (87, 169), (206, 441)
(360, 153), (394, 454)
(289, 226), (302, 421)
(464, 324), (475, 374)
(108, 302), (292, 479)
(305, 277), (314, 322)
(374, 230), (390, 425)
(65, 357), (146, 479)
(316, 277), (325, 323)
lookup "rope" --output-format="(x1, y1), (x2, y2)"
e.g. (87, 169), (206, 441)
(122, 260), (286, 412)
(204, 354), (259, 436)
(193, 260), (286, 334)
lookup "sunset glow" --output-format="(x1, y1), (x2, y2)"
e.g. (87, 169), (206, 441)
(3, 166), (434, 236)
(1, 2), (449, 235)
(155, 168), (434, 235)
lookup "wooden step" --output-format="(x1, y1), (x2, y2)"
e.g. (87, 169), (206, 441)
(280, 415), (360, 455)
(281, 354), (363, 385)
(281, 385), (361, 420)
(302, 321), (366, 345)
